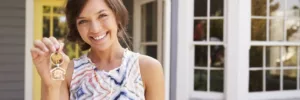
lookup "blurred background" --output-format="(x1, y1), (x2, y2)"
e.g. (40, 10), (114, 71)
(0, 0), (300, 100)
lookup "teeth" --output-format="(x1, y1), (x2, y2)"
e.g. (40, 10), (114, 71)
(93, 33), (106, 40)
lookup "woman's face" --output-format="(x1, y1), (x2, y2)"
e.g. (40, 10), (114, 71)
(76, 0), (119, 51)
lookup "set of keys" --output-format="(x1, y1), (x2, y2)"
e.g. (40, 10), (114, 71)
(50, 49), (66, 80)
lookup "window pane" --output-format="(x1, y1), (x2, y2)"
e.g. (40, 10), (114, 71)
(249, 70), (263, 92)
(195, 46), (208, 67)
(210, 46), (224, 67)
(252, 0), (267, 16)
(43, 16), (50, 37)
(270, 19), (284, 41)
(283, 69), (297, 90)
(252, 19), (267, 41)
(250, 46), (263, 68)
(287, 0), (300, 18)
(283, 46), (298, 67)
(141, 2), (157, 42)
(194, 20), (207, 41)
(210, 0), (223, 16)
(43, 6), (51, 14)
(53, 7), (65, 14)
(286, 20), (300, 42)
(210, 19), (223, 41)
(266, 46), (281, 67)
(266, 69), (280, 91)
(270, 0), (285, 17)
(194, 0), (207, 16)
(210, 70), (223, 92)
(53, 16), (68, 40)
(194, 69), (207, 91)
(145, 45), (157, 59)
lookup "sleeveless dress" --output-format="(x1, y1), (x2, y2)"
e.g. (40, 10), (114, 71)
(69, 49), (145, 100)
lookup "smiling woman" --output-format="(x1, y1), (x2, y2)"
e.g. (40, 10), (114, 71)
(30, 0), (164, 100)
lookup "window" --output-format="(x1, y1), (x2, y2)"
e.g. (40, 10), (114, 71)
(42, 5), (84, 59)
(193, 0), (225, 94)
(250, 0), (300, 92)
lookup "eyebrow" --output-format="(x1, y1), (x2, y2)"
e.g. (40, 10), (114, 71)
(77, 9), (107, 19)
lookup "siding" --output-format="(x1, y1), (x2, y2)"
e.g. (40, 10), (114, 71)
(0, 0), (25, 99)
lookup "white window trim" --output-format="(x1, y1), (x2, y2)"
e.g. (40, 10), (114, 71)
(163, 0), (171, 100)
(176, 0), (193, 99)
(25, 0), (34, 99)
(225, 0), (251, 100)
(249, 91), (300, 100)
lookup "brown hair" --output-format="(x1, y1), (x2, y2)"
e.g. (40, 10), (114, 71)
(65, 0), (131, 51)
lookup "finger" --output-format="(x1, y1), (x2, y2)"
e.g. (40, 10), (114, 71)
(34, 40), (49, 52)
(49, 36), (60, 50)
(30, 47), (45, 59)
(42, 37), (56, 52)
(58, 42), (65, 52)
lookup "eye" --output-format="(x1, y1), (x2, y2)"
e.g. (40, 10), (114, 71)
(98, 14), (108, 19)
(78, 20), (88, 25)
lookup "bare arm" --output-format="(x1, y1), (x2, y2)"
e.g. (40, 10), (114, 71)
(139, 55), (165, 100)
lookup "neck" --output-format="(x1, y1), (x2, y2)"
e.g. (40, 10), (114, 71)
(88, 42), (125, 66)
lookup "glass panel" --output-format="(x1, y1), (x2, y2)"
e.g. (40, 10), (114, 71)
(194, 20), (207, 41)
(141, 2), (157, 42)
(43, 6), (51, 14)
(194, 0), (207, 16)
(286, 20), (300, 42)
(43, 16), (50, 37)
(249, 70), (263, 92)
(287, 0), (300, 18)
(250, 46), (263, 68)
(266, 46), (281, 67)
(210, 19), (223, 41)
(283, 69), (297, 90)
(270, 0), (285, 17)
(210, 0), (223, 16)
(282, 46), (298, 67)
(210, 70), (223, 92)
(210, 45), (224, 67)
(266, 69), (280, 91)
(252, 19), (267, 41)
(53, 6), (65, 14)
(195, 46), (208, 67)
(53, 16), (67, 40)
(252, 0), (267, 16)
(145, 45), (157, 59)
(194, 69), (207, 91)
(269, 19), (284, 41)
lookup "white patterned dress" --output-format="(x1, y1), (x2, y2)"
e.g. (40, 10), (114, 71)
(69, 49), (145, 100)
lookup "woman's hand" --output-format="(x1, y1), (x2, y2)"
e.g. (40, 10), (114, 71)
(30, 37), (70, 88)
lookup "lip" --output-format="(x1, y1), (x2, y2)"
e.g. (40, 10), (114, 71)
(89, 31), (109, 44)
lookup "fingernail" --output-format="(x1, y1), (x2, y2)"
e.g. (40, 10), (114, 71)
(55, 44), (60, 49)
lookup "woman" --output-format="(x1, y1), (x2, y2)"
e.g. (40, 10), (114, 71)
(30, 0), (165, 99)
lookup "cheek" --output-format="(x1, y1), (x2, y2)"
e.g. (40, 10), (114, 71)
(77, 26), (89, 39)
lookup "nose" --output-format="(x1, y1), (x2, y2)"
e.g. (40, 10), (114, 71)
(89, 20), (102, 34)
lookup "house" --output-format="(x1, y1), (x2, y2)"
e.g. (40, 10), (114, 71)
(0, 0), (299, 100)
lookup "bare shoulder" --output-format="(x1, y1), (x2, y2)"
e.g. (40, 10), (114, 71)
(138, 54), (163, 72)
(138, 54), (164, 87)
(138, 54), (165, 99)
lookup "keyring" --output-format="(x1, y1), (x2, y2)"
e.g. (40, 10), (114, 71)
(50, 50), (66, 80)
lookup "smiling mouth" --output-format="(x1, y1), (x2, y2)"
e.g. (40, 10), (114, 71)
(91, 32), (108, 40)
